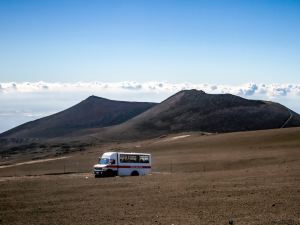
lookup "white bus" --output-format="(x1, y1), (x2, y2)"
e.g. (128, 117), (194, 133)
(93, 152), (151, 177)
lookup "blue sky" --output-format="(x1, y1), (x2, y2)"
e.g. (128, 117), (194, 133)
(0, 0), (299, 83)
(0, 0), (300, 133)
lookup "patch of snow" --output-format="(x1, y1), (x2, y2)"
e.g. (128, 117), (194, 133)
(169, 135), (191, 141)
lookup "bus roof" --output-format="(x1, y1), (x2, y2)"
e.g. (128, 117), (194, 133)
(101, 152), (151, 157)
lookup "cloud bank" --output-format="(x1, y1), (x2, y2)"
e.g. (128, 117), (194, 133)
(1, 81), (300, 97)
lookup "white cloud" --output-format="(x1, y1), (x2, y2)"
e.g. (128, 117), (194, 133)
(0, 81), (300, 98)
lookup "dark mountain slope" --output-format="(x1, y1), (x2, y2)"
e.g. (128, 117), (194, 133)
(0, 96), (157, 139)
(1, 90), (300, 161)
(1, 89), (300, 143)
(91, 89), (300, 140)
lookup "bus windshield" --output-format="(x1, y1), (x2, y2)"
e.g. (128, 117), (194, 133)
(99, 158), (109, 165)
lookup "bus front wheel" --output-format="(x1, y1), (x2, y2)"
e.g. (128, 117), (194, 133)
(106, 169), (115, 177)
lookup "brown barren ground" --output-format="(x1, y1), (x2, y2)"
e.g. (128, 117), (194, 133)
(0, 128), (300, 225)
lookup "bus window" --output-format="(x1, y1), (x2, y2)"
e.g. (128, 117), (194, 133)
(120, 154), (133, 163)
(128, 155), (138, 163)
(99, 158), (109, 165)
(139, 155), (149, 163)
(120, 154), (149, 163)
(120, 154), (126, 163)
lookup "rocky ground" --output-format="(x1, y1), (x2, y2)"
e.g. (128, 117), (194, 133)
(0, 128), (300, 225)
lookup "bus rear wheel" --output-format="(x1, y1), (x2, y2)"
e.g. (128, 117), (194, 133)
(131, 171), (139, 176)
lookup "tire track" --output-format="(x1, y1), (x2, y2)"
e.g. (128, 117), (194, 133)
(281, 108), (293, 128)
(0, 156), (71, 169)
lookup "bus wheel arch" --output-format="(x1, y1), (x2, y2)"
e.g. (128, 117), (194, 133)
(131, 170), (139, 176)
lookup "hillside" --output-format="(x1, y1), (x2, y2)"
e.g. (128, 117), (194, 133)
(90, 89), (300, 140)
(1, 127), (300, 225)
(0, 96), (156, 139)
(1, 89), (300, 160)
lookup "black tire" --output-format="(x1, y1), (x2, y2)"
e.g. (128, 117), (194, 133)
(131, 171), (139, 176)
(106, 169), (115, 177)
(95, 175), (100, 178)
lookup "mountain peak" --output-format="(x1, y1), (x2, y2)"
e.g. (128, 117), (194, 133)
(85, 95), (108, 101)
(180, 89), (206, 95)
(0, 95), (157, 139)
(164, 89), (207, 104)
(114, 90), (300, 139)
